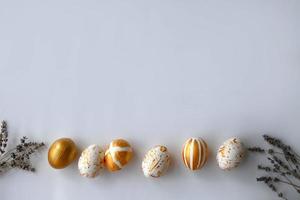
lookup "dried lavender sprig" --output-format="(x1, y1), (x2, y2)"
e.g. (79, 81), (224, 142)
(268, 150), (300, 162)
(264, 135), (300, 175)
(0, 139), (45, 172)
(0, 121), (45, 173)
(256, 176), (287, 199)
(264, 135), (300, 160)
(274, 177), (300, 189)
(0, 121), (8, 155)
(269, 152), (300, 180)
(250, 135), (300, 200)
(269, 148), (300, 171)
(258, 165), (271, 172)
(248, 147), (265, 153)
(271, 165), (300, 192)
(263, 135), (289, 149)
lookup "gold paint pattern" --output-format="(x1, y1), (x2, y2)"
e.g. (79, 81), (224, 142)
(142, 145), (171, 178)
(182, 138), (209, 171)
(216, 137), (245, 170)
(78, 144), (104, 178)
(48, 138), (78, 169)
(105, 139), (133, 172)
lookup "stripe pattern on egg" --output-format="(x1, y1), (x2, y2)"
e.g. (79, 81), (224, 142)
(182, 138), (209, 170)
(105, 139), (133, 171)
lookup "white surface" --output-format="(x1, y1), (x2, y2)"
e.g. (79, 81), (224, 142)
(0, 0), (300, 199)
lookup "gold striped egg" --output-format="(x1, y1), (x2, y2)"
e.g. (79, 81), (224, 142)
(48, 138), (78, 169)
(105, 139), (133, 172)
(142, 145), (171, 178)
(182, 138), (209, 171)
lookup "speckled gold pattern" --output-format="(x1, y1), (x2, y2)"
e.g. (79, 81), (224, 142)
(48, 138), (78, 169)
(78, 144), (104, 178)
(142, 145), (171, 178)
(216, 137), (245, 170)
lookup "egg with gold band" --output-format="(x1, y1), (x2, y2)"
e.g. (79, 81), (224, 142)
(105, 139), (133, 172)
(48, 138), (78, 169)
(182, 138), (209, 171)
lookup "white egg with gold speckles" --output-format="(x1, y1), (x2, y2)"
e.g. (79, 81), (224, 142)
(216, 137), (246, 170)
(78, 144), (104, 178)
(142, 145), (171, 178)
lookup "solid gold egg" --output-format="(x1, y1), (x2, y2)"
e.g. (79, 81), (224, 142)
(105, 139), (133, 172)
(48, 138), (78, 169)
(182, 138), (209, 171)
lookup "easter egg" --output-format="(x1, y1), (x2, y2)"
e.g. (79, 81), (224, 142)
(48, 138), (78, 169)
(182, 138), (209, 171)
(142, 145), (171, 178)
(78, 144), (104, 178)
(216, 137), (246, 170)
(105, 139), (133, 172)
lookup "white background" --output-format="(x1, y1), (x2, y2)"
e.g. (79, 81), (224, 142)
(0, 0), (300, 199)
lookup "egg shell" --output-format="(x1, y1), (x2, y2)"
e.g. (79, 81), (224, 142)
(78, 144), (104, 178)
(142, 145), (171, 178)
(105, 139), (133, 172)
(216, 137), (245, 170)
(182, 138), (209, 171)
(48, 138), (78, 169)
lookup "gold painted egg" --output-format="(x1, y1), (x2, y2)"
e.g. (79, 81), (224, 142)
(78, 144), (105, 178)
(105, 139), (133, 172)
(182, 138), (209, 171)
(142, 145), (171, 178)
(48, 138), (78, 169)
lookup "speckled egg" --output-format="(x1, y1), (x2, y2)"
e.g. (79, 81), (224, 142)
(216, 137), (246, 170)
(142, 145), (171, 178)
(78, 144), (104, 178)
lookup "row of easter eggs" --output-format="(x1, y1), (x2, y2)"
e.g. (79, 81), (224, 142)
(48, 137), (246, 178)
